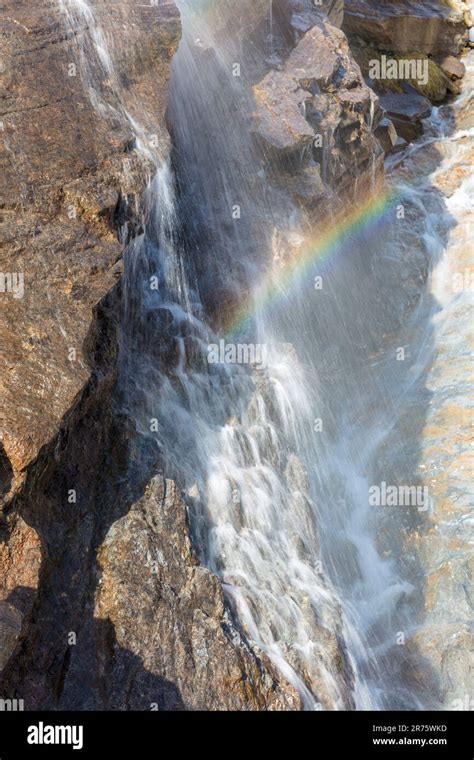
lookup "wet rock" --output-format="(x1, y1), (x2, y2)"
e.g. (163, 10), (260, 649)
(273, 0), (345, 41)
(287, 164), (327, 208)
(407, 625), (472, 710)
(253, 20), (384, 209)
(436, 54), (466, 80)
(92, 476), (301, 710)
(375, 117), (398, 154)
(379, 88), (432, 143)
(253, 71), (315, 153)
(286, 24), (344, 89)
(351, 46), (459, 104)
(395, 59), (474, 708)
(0, 0), (180, 476)
(0, 302), (302, 709)
(343, 0), (470, 56)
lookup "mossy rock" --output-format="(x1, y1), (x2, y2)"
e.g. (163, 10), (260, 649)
(353, 48), (453, 102)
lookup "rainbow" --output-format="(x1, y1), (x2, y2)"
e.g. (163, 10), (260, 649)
(224, 188), (401, 338)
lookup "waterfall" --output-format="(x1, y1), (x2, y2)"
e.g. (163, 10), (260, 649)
(116, 0), (386, 709)
(58, 0), (466, 710)
(58, 0), (165, 164)
(59, 0), (113, 75)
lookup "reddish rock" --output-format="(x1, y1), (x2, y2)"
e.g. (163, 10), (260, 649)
(343, 0), (470, 55)
(436, 54), (466, 79)
(0, 0), (180, 476)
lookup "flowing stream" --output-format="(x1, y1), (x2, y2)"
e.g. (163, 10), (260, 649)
(59, 0), (473, 710)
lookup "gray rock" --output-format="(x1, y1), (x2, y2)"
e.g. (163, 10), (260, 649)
(274, 0), (345, 39)
(379, 88), (432, 143)
(253, 20), (383, 205)
(375, 117), (398, 154)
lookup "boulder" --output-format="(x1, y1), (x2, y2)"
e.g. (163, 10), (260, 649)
(379, 87), (432, 142)
(436, 54), (466, 80)
(343, 0), (470, 55)
(253, 20), (384, 206)
(375, 116), (398, 153)
(253, 71), (315, 153)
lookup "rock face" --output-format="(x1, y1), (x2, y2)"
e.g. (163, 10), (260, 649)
(252, 19), (383, 216)
(0, 0), (180, 479)
(0, 282), (300, 709)
(0, 0), (303, 709)
(343, 0), (470, 55)
(93, 476), (299, 710)
(273, 0), (345, 38)
(1, 0), (471, 713)
(392, 58), (474, 709)
(0, 0), (181, 687)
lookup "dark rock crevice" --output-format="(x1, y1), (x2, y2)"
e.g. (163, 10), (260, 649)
(1, 102), (300, 709)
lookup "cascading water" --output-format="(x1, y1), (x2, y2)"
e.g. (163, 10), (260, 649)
(59, 0), (165, 164)
(116, 1), (397, 709)
(59, 0), (471, 710)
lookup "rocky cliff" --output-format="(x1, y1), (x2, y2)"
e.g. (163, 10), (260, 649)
(0, 0), (471, 711)
(0, 0), (304, 711)
(0, 0), (180, 480)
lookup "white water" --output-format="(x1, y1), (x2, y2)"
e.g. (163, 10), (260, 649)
(60, 0), (471, 710)
(59, 0), (164, 164)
